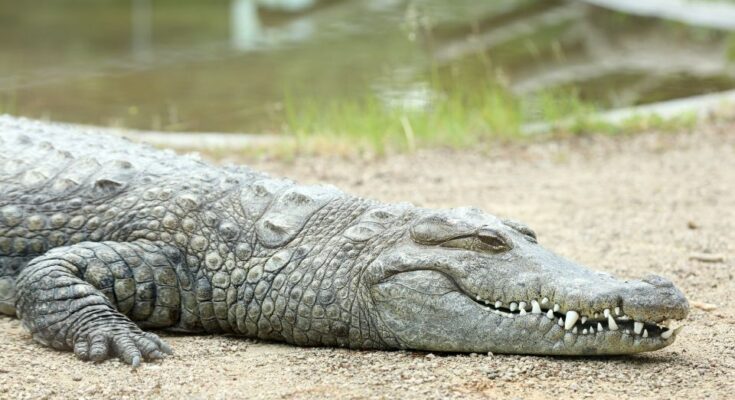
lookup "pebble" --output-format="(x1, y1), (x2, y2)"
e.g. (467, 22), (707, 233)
(689, 253), (725, 263)
(691, 301), (718, 312)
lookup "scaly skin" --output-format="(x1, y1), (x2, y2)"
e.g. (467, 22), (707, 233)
(0, 115), (689, 366)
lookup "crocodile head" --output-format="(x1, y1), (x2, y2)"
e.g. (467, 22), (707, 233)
(366, 207), (689, 355)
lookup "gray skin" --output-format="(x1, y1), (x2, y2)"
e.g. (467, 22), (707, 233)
(0, 115), (689, 367)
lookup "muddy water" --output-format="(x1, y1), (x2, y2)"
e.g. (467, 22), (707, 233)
(1, 0), (733, 133)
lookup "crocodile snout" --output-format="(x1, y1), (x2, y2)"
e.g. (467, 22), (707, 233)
(622, 275), (689, 323)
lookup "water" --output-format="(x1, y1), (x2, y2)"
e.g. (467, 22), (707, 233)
(1, 0), (734, 134)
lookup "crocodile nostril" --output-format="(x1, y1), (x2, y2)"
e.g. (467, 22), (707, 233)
(642, 275), (674, 288)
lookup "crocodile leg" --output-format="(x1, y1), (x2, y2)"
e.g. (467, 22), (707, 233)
(0, 275), (17, 315)
(15, 240), (183, 366)
(1, 256), (37, 316)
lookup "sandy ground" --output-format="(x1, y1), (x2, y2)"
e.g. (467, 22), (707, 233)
(1, 123), (734, 399)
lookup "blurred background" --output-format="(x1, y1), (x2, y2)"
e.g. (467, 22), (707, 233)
(2, 0), (735, 153)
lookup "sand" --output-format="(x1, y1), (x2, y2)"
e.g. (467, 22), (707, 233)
(1, 123), (733, 399)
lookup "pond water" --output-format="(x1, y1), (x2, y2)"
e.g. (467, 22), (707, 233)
(1, 0), (734, 134)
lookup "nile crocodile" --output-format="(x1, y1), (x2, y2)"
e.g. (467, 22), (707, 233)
(0, 115), (688, 366)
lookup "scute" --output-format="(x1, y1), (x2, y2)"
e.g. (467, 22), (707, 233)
(343, 223), (383, 242)
(255, 185), (341, 248)
(94, 178), (125, 194)
(239, 179), (291, 220)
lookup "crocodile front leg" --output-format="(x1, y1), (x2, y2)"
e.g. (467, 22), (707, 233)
(15, 240), (183, 366)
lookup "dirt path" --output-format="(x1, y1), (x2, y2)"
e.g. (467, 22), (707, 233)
(2, 124), (733, 399)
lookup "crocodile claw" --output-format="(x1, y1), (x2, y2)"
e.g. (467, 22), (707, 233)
(73, 327), (172, 367)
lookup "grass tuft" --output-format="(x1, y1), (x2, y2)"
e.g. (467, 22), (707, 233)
(282, 82), (605, 155)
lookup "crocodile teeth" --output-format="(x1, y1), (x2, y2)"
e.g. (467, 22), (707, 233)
(495, 301), (502, 308)
(541, 297), (549, 305)
(607, 315), (619, 331)
(564, 311), (579, 330)
(643, 329), (649, 338)
(603, 309), (610, 318)
(519, 302), (527, 311)
(558, 318), (564, 326)
(510, 302), (518, 312)
(597, 322), (603, 331)
(572, 327), (578, 334)
(553, 304), (560, 312)
(531, 300), (542, 314)
(615, 307), (621, 315)
(661, 329), (673, 339)
(519, 308), (527, 315)
(582, 329), (588, 335)
(590, 327), (595, 334)
(634, 321), (644, 335)
(581, 316), (587, 324)
(546, 309), (554, 319)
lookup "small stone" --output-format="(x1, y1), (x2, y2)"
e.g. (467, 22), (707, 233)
(691, 301), (718, 312)
(689, 252), (724, 263)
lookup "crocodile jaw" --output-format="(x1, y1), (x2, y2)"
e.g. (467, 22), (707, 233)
(365, 211), (689, 356)
(370, 269), (685, 355)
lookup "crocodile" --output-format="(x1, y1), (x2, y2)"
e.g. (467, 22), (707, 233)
(0, 115), (688, 367)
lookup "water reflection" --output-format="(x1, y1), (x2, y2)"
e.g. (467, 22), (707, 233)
(131, 0), (153, 60)
(260, 0), (316, 13)
(230, 0), (261, 51)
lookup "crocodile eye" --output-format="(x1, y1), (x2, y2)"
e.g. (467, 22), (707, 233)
(476, 227), (513, 252)
(439, 228), (512, 253)
(411, 214), (514, 253)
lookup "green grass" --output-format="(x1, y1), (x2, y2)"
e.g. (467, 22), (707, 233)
(283, 89), (517, 155)
(557, 111), (699, 137)
(277, 81), (704, 157)
(727, 32), (735, 62)
(282, 82), (605, 155)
